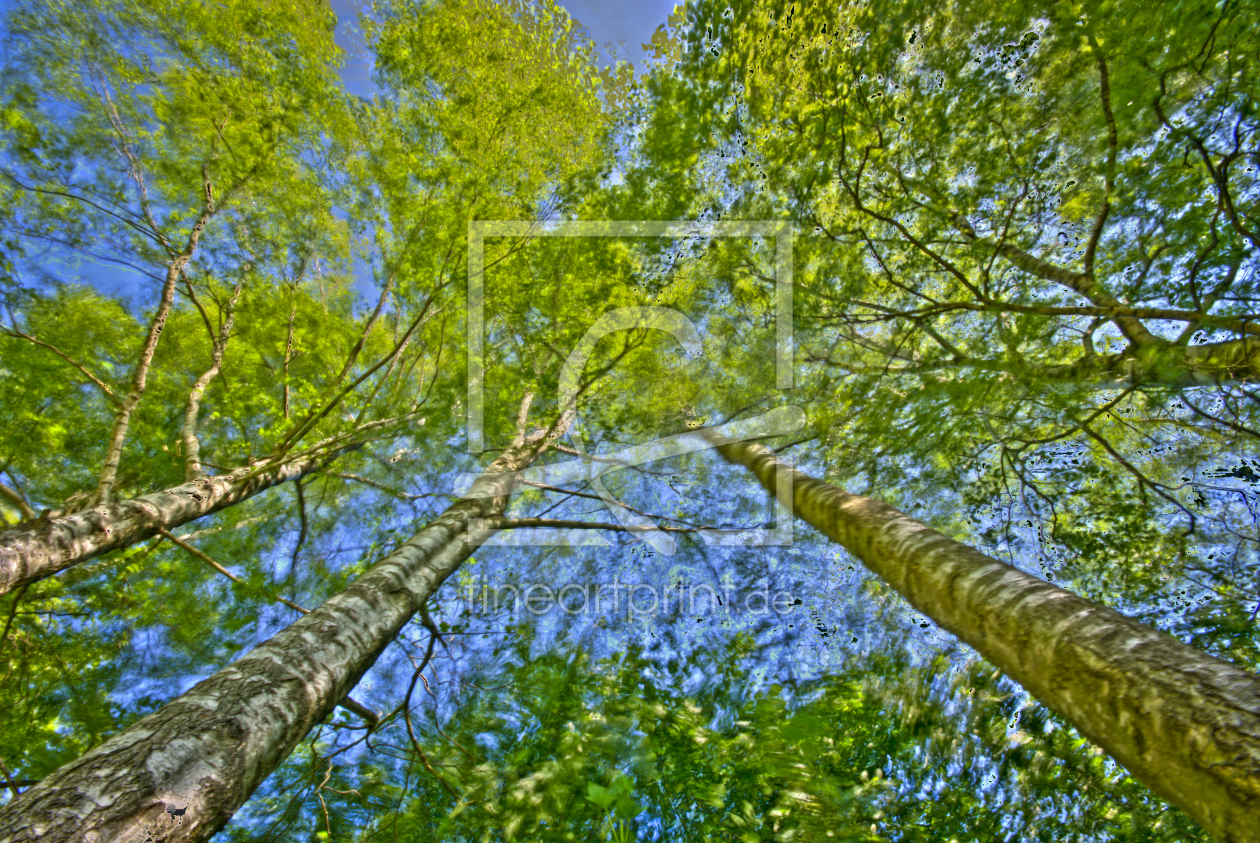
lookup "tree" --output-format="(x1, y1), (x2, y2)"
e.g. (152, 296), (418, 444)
(654, 1), (1260, 834)
(0, 0), (379, 591)
(666, 0), (1260, 605)
(701, 426), (1260, 840)
(0, 0), (619, 839)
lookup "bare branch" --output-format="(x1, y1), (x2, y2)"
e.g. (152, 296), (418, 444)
(0, 325), (122, 407)
(91, 65), (169, 251)
(0, 481), (37, 523)
(155, 526), (374, 724)
(288, 479), (308, 600)
(1082, 49), (1118, 276)
(489, 517), (699, 533)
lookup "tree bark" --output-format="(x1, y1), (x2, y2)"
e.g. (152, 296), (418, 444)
(92, 255), (181, 504)
(0, 439), (544, 842)
(0, 451), (350, 597)
(1020, 335), (1260, 389)
(182, 282), (243, 481)
(94, 171), (217, 505)
(705, 430), (1260, 843)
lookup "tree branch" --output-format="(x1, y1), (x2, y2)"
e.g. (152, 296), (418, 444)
(1082, 49), (1118, 276)
(0, 325), (122, 407)
(182, 282), (243, 480)
(0, 481), (38, 523)
(93, 163), (220, 504)
(154, 527), (376, 724)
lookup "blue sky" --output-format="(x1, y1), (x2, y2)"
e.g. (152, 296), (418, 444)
(559, 0), (681, 65)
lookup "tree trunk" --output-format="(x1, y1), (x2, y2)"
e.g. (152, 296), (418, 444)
(705, 431), (1260, 842)
(94, 166), (219, 505)
(0, 439), (543, 843)
(182, 281), (243, 481)
(1027, 334), (1260, 389)
(0, 451), (351, 597)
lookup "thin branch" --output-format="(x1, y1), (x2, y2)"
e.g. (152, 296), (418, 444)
(182, 281), (243, 480)
(0, 481), (37, 522)
(0, 758), (34, 800)
(0, 168), (162, 246)
(154, 527), (375, 722)
(489, 517), (700, 533)
(1083, 48), (1118, 276)
(92, 64), (169, 251)
(518, 479), (707, 527)
(180, 272), (218, 348)
(401, 608), (459, 800)
(275, 293), (440, 460)
(155, 527), (309, 615)
(289, 479), (308, 600)
(0, 583), (29, 653)
(0, 325), (121, 406)
(332, 472), (451, 502)
(283, 285), (297, 420)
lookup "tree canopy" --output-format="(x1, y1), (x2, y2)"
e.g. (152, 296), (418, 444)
(0, 0), (1257, 841)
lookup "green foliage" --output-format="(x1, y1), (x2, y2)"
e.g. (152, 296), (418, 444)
(1, 1), (1255, 841)
(231, 633), (1203, 842)
(660, 0), (1260, 671)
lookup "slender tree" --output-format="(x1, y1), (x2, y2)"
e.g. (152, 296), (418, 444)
(0, 427), (560, 842)
(0, 0), (621, 838)
(666, 0), (1260, 551)
(702, 423), (1260, 842)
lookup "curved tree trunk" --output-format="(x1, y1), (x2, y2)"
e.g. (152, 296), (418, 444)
(0, 450), (353, 597)
(0, 439), (544, 843)
(706, 432), (1260, 843)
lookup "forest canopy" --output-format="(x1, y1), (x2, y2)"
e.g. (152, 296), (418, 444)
(0, 0), (1257, 841)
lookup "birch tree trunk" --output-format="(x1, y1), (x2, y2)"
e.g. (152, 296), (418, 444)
(705, 431), (1260, 842)
(0, 450), (350, 597)
(94, 180), (217, 505)
(0, 439), (544, 843)
(182, 281), (243, 481)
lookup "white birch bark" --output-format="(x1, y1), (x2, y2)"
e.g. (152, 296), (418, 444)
(0, 451), (348, 597)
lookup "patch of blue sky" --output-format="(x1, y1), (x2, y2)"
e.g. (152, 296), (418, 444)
(559, 0), (680, 70)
